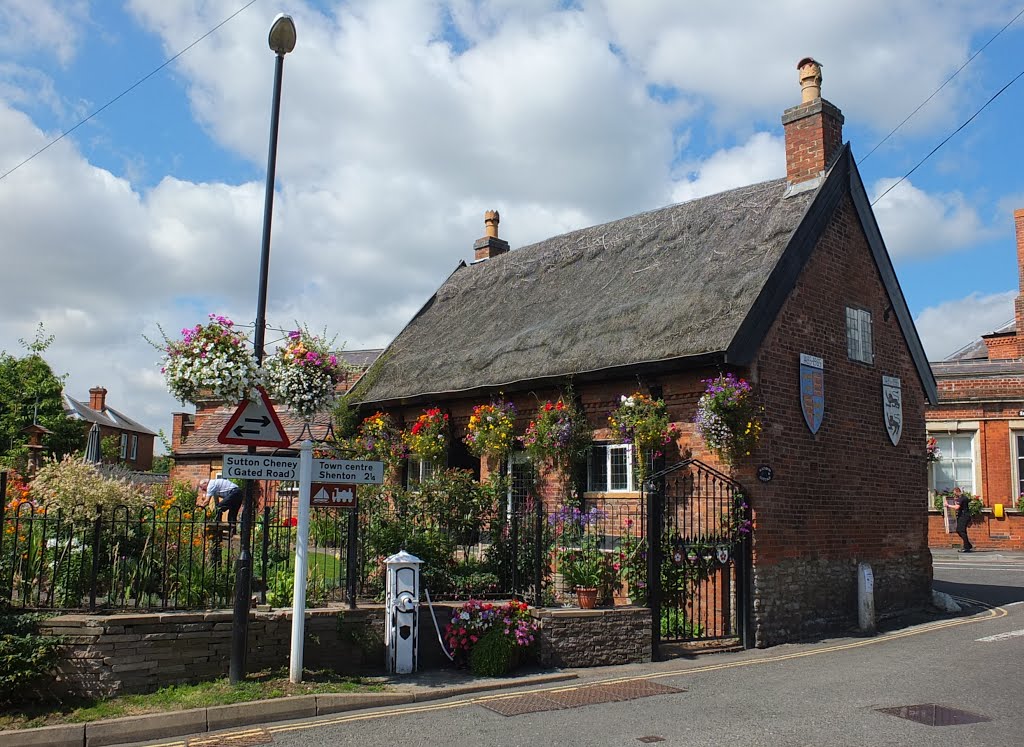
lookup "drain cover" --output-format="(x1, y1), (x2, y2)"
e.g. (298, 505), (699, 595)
(877, 704), (990, 726)
(479, 679), (684, 717)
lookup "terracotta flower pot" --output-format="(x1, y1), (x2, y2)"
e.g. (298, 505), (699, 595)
(575, 587), (598, 609)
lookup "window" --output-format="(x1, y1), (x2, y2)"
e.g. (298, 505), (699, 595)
(587, 443), (633, 492)
(407, 456), (437, 488)
(930, 433), (975, 494)
(1014, 433), (1024, 500)
(119, 433), (128, 459)
(129, 435), (138, 460)
(846, 307), (873, 364)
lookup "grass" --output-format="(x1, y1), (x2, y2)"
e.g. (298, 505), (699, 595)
(0, 669), (386, 731)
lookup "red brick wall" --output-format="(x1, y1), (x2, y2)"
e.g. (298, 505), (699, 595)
(927, 512), (1024, 549)
(746, 193), (931, 644)
(783, 100), (844, 184)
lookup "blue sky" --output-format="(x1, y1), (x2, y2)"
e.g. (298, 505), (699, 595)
(1, 0), (1023, 440)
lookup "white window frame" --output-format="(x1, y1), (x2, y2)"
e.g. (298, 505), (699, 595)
(1009, 424), (1024, 505)
(129, 434), (138, 460)
(119, 433), (128, 459)
(926, 422), (979, 497)
(846, 306), (874, 364)
(587, 443), (634, 493)
(406, 456), (437, 488)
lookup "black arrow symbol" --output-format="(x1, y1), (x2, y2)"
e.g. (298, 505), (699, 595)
(233, 426), (262, 437)
(244, 416), (271, 428)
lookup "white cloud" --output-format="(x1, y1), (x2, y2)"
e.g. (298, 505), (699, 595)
(914, 291), (1015, 360)
(871, 178), (995, 258)
(671, 132), (784, 203)
(0, 0), (87, 66)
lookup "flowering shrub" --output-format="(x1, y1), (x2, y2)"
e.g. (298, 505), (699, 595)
(30, 455), (149, 513)
(464, 400), (516, 460)
(694, 374), (762, 464)
(263, 328), (345, 420)
(404, 407), (449, 463)
(521, 398), (591, 472)
(158, 315), (257, 405)
(444, 599), (538, 675)
(926, 437), (941, 463)
(609, 393), (679, 482)
(617, 517), (647, 605)
(2, 470), (31, 511)
(720, 493), (753, 537)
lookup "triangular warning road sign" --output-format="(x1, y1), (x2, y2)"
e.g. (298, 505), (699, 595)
(217, 386), (291, 448)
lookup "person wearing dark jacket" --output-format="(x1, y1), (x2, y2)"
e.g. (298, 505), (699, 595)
(953, 487), (974, 553)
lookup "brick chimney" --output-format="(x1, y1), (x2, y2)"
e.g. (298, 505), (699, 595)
(473, 210), (509, 261)
(89, 386), (107, 412)
(782, 58), (844, 187)
(982, 208), (1024, 360)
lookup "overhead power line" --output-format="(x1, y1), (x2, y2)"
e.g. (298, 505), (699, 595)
(862, 5), (1024, 162)
(0, 0), (259, 183)
(871, 66), (1024, 206)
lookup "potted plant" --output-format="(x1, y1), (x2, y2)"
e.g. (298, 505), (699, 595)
(608, 392), (679, 483)
(263, 327), (346, 421)
(156, 314), (258, 406)
(694, 373), (762, 465)
(558, 538), (609, 609)
(464, 399), (517, 465)
(403, 407), (449, 464)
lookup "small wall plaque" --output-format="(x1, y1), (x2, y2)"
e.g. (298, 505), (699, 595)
(757, 465), (773, 482)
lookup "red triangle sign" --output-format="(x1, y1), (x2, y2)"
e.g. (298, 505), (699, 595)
(217, 386), (291, 448)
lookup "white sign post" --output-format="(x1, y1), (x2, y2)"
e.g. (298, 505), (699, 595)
(289, 440), (313, 684)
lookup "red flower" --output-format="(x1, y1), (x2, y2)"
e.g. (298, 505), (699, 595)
(285, 517), (298, 527)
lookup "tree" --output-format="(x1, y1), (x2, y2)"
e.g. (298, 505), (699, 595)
(0, 324), (81, 470)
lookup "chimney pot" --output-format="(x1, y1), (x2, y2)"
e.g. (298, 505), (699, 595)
(473, 210), (510, 261)
(798, 57), (822, 103)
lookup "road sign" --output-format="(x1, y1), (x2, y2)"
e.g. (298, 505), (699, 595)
(217, 386), (290, 448)
(223, 454), (299, 480)
(313, 459), (383, 484)
(311, 483), (356, 509)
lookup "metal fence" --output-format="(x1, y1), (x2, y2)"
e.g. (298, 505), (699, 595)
(1, 478), (648, 612)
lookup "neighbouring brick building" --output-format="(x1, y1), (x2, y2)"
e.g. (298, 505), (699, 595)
(63, 386), (157, 471)
(926, 208), (1024, 550)
(349, 59), (938, 647)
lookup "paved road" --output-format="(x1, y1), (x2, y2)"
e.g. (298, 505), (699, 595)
(146, 552), (1024, 747)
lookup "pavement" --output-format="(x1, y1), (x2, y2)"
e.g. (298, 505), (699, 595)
(5, 548), (1022, 747)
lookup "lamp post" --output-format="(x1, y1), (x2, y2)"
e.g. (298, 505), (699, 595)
(229, 12), (297, 686)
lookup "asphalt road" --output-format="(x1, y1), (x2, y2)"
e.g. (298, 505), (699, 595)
(148, 551), (1024, 747)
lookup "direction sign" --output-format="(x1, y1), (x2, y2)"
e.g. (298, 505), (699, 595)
(313, 459), (383, 484)
(217, 386), (290, 448)
(311, 483), (356, 509)
(223, 454), (299, 480)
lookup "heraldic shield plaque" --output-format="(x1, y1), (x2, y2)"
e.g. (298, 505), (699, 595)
(883, 375), (902, 446)
(799, 353), (824, 434)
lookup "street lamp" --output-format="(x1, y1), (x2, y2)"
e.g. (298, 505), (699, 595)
(229, 12), (296, 686)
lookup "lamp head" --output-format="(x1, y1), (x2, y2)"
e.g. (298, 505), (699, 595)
(268, 13), (296, 55)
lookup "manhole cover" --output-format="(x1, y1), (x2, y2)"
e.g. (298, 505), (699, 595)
(479, 693), (567, 716)
(188, 729), (273, 746)
(877, 704), (990, 726)
(480, 679), (684, 717)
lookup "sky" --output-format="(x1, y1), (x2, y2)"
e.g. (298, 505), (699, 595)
(1, 0), (1023, 445)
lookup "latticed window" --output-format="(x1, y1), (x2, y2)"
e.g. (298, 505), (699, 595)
(587, 443), (633, 492)
(846, 306), (873, 364)
(406, 456), (437, 488)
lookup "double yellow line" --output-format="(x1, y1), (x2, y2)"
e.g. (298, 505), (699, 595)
(150, 599), (1006, 746)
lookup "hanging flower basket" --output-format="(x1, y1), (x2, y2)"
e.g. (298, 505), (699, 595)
(159, 315), (258, 406)
(521, 397), (591, 472)
(694, 373), (762, 464)
(263, 328), (345, 421)
(608, 392), (679, 482)
(464, 399), (517, 461)
(404, 407), (449, 463)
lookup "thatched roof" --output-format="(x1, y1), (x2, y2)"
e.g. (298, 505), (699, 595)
(356, 177), (814, 405)
(355, 147), (937, 405)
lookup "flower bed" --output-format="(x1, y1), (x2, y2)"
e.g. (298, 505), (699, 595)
(444, 599), (538, 676)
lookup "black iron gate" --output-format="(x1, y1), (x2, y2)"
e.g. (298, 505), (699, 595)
(644, 459), (751, 653)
